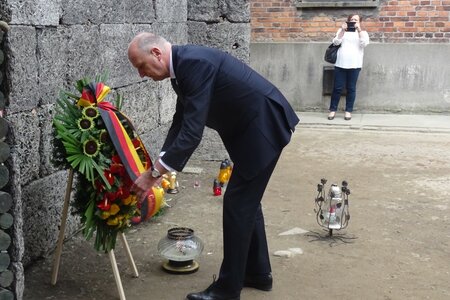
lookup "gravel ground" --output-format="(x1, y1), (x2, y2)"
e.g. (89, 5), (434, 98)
(24, 126), (450, 300)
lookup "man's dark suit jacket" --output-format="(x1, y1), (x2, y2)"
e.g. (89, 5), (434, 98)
(161, 45), (299, 180)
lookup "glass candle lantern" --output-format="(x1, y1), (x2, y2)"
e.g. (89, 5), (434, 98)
(157, 227), (204, 274)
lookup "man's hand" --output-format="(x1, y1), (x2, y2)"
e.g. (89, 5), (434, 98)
(131, 170), (160, 204)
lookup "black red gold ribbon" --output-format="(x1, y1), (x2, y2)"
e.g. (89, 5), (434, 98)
(77, 82), (152, 181)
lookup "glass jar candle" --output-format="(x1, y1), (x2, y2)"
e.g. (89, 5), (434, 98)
(157, 227), (204, 274)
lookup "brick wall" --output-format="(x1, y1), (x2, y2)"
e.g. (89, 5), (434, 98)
(251, 0), (450, 43)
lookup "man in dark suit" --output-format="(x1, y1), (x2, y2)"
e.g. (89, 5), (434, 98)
(129, 32), (299, 300)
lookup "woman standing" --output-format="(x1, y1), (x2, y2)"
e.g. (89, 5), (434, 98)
(328, 14), (369, 120)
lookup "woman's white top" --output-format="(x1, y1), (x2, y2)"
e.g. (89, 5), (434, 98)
(333, 29), (369, 69)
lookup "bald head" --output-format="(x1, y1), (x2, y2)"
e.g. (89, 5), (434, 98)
(129, 32), (168, 53)
(128, 32), (171, 81)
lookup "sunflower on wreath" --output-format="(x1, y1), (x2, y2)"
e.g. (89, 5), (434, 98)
(52, 74), (165, 251)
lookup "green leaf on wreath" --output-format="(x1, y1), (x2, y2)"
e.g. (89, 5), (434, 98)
(84, 199), (95, 240)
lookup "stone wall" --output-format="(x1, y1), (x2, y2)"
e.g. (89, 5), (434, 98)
(248, 0), (450, 113)
(0, 0), (250, 298)
(0, 21), (15, 300)
(250, 0), (450, 43)
(250, 42), (450, 113)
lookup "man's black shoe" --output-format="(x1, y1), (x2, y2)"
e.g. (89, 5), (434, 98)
(243, 273), (273, 291)
(186, 284), (240, 300)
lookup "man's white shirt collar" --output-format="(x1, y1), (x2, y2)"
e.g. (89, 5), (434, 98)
(169, 48), (175, 79)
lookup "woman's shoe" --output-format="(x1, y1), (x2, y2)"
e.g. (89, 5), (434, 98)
(344, 112), (352, 120)
(327, 111), (336, 120)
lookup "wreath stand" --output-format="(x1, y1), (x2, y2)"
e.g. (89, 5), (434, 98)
(50, 169), (139, 300)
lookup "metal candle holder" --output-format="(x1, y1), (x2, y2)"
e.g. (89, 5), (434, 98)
(314, 178), (351, 236)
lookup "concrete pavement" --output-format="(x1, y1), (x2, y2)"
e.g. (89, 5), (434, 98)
(298, 111), (450, 133)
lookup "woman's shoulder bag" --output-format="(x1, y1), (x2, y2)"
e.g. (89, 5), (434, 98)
(324, 43), (341, 64)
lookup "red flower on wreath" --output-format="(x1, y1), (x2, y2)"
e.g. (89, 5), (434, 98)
(110, 163), (126, 177)
(97, 197), (111, 211)
(104, 169), (115, 186)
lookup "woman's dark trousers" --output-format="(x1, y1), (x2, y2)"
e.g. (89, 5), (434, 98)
(329, 66), (361, 112)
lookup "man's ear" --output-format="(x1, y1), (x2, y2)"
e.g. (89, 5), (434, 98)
(151, 47), (162, 60)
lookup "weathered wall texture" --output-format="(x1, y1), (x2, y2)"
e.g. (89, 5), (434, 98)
(0, 24), (15, 300)
(0, 0), (250, 298)
(249, 0), (450, 113)
(251, 42), (450, 113)
(250, 0), (450, 42)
